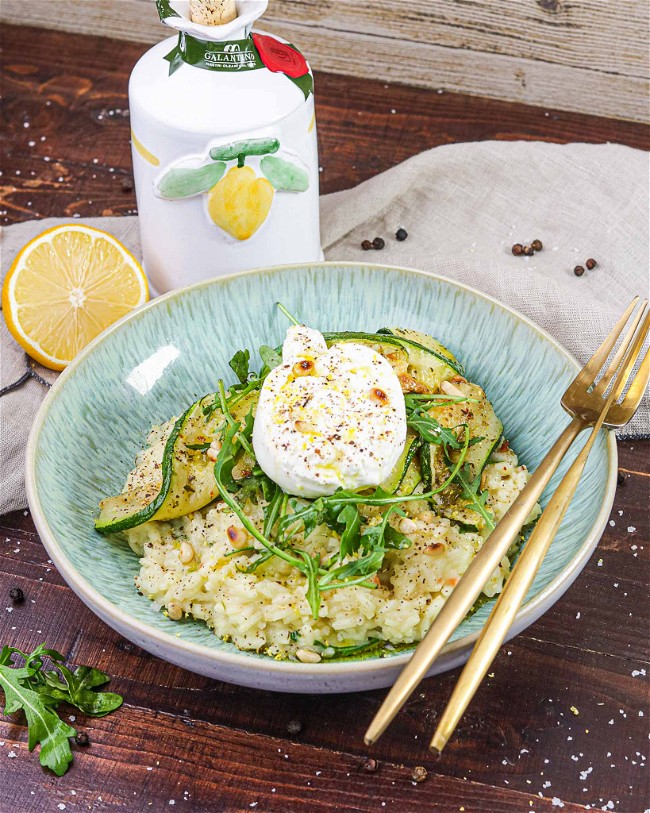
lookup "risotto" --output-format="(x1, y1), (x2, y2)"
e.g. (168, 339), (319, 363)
(96, 321), (539, 662)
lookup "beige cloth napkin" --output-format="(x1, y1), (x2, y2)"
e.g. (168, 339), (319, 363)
(1, 141), (648, 514)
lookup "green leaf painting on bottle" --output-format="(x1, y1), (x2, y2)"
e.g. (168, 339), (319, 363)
(154, 137), (310, 241)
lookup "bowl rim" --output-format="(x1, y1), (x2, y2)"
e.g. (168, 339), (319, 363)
(25, 261), (617, 678)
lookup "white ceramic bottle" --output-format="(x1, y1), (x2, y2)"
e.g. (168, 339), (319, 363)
(129, 0), (322, 293)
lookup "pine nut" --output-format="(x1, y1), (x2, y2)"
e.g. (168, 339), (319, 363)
(294, 420), (318, 434)
(167, 600), (183, 620)
(440, 380), (465, 397)
(398, 373), (429, 394)
(370, 387), (390, 404)
(293, 359), (315, 376)
(424, 542), (446, 556)
(179, 542), (195, 564)
(295, 648), (322, 663)
(207, 439), (222, 461)
(399, 517), (418, 534)
(227, 525), (249, 549)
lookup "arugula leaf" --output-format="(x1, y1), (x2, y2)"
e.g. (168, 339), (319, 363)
(262, 484), (284, 537)
(316, 638), (383, 659)
(215, 433), (239, 493)
(406, 408), (464, 448)
(359, 505), (404, 552)
(259, 344), (282, 371)
(0, 652), (75, 776)
(0, 644), (123, 776)
(228, 349), (251, 384)
(318, 548), (384, 590)
(41, 665), (122, 717)
(238, 549), (275, 573)
(454, 463), (496, 531)
(404, 393), (478, 410)
(334, 503), (362, 560)
(384, 525), (411, 549)
(297, 550), (321, 618)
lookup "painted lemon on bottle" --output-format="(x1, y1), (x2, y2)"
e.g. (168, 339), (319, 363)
(153, 136), (310, 242)
(208, 165), (274, 240)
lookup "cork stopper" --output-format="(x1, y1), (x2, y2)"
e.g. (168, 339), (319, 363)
(189, 0), (237, 25)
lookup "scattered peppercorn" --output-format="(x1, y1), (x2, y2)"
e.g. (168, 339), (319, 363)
(617, 471), (626, 486)
(531, 239), (543, 251)
(411, 765), (428, 783)
(362, 757), (378, 773)
(361, 239), (372, 251)
(286, 719), (302, 735)
(74, 732), (90, 747)
(511, 243), (524, 256)
(523, 245), (534, 256)
(9, 587), (24, 604)
(372, 236), (385, 250)
(574, 265), (585, 277)
(586, 258), (597, 270)
(396, 228), (408, 241)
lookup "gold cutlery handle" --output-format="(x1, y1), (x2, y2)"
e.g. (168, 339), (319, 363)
(365, 415), (585, 744)
(431, 421), (608, 751)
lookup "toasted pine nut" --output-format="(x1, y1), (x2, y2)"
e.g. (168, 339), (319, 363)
(370, 387), (390, 404)
(293, 359), (315, 376)
(295, 420), (318, 434)
(440, 380), (465, 398)
(296, 648), (322, 663)
(227, 525), (249, 549)
(179, 542), (195, 564)
(398, 373), (429, 394)
(167, 600), (183, 620)
(424, 542), (446, 556)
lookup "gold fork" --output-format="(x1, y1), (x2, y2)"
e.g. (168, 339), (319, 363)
(431, 303), (649, 751)
(365, 297), (648, 747)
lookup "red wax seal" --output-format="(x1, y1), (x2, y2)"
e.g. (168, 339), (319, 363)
(252, 34), (308, 78)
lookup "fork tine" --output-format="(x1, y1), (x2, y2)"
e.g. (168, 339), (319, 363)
(595, 301), (648, 397)
(569, 297), (639, 392)
(622, 349), (650, 411)
(610, 312), (649, 401)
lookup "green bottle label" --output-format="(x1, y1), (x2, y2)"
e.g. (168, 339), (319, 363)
(164, 34), (265, 75)
(163, 33), (313, 100)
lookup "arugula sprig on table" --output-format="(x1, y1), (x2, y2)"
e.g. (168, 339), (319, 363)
(0, 644), (123, 776)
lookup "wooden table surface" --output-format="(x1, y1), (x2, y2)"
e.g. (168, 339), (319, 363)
(1, 25), (648, 813)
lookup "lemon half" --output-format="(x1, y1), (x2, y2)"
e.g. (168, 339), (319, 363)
(2, 224), (148, 370)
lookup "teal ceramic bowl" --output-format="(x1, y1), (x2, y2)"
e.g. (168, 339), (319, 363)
(26, 263), (616, 693)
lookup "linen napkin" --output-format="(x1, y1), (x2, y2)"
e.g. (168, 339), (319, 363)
(1, 141), (648, 514)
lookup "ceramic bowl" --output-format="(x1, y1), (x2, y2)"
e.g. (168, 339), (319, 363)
(26, 263), (616, 693)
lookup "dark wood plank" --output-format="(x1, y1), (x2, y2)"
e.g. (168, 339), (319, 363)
(1, 22), (649, 813)
(2, 704), (596, 813)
